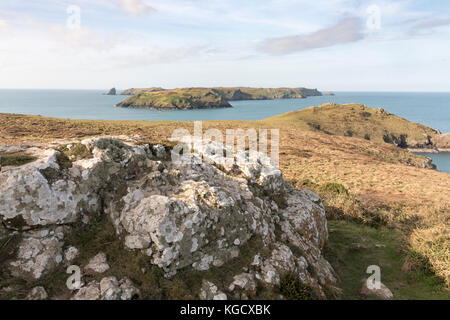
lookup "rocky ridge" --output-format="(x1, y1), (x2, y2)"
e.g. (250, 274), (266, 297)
(0, 136), (338, 299)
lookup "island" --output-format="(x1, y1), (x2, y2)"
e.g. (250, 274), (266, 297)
(116, 86), (322, 110)
(116, 88), (232, 110)
(0, 104), (449, 301)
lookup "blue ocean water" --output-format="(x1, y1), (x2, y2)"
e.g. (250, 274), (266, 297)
(414, 152), (450, 173)
(0, 89), (449, 172)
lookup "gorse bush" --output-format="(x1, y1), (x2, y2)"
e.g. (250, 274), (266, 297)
(279, 272), (313, 300)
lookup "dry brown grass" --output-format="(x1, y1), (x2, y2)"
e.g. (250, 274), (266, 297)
(0, 111), (448, 286)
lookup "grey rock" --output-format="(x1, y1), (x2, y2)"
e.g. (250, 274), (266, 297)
(26, 286), (48, 300)
(85, 252), (110, 274)
(199, 280), (227, 300)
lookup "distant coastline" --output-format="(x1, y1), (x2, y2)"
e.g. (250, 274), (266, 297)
(115, 87), (322, 110)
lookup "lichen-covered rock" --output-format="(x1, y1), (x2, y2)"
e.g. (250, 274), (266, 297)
(228, 273), (257, 292)
(64, 246), (79, 262)
(71, 276), (140, 300)
(9, 231), (63, 279)
(199, 280), (227, 300)
(0, 149), (99, 229)
(85, 252), (110, 274)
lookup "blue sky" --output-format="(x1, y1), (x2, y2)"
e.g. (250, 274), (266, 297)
(0, 0), (449, 90)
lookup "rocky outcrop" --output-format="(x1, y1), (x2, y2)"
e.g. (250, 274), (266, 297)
(105, 88), (116, 95)
(85, 252), (110, 274)
(361, 279), (394, 300)
(71, 276), (140, 300)
(0, 136), (337, 299)
(432, 133), (450, 152)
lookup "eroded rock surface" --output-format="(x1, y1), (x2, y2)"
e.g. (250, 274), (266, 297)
(0, 136), (337, 299)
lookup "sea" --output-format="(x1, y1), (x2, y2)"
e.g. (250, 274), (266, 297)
(0, 90), (449, 173)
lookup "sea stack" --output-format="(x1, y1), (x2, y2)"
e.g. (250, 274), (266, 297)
(106, 87), (116, 95)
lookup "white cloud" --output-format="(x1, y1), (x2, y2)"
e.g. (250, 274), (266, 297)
(116, 0), (154, 16)
(260, 17), (364, 55)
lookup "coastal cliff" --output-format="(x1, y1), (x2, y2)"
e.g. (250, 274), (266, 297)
(0, 136), (337, 300)
(212, 87), (322, 100)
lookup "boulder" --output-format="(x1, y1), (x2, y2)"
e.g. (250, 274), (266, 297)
(9, 230), (64, 279)
(361, 278), (394, 300)
(432, 133), (450, 149)
(85, 252), (110, 274)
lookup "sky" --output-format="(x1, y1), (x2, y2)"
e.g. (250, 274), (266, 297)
(0, 0), (449, 91)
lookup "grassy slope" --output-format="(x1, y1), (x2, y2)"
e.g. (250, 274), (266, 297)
(264, 103), (439, 147)
(0, 105), (448, 299)
(324, 220), (448, 300)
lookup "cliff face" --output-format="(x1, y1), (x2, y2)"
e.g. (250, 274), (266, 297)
(0, 137), (337, 300)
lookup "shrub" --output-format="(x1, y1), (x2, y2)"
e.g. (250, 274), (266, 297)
(320, 183), (349, 196)
(280, 272), (313, 300)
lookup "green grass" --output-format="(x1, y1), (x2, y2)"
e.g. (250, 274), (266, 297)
(0, 152), (36, 166)
(323, 220), (450, 300)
